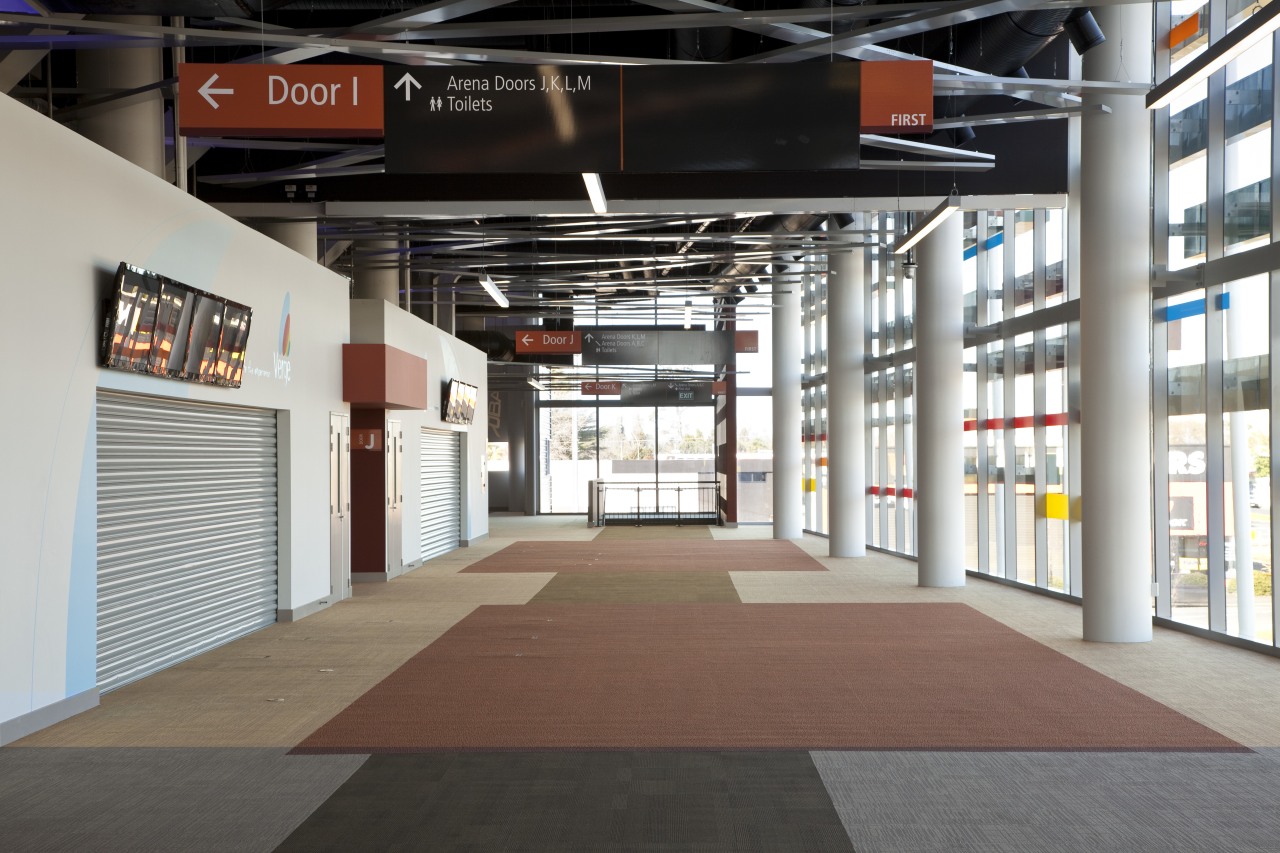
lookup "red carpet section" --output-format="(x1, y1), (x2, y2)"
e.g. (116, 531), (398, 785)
(460, 540), (828, 573)
(293, 603), (1245, 753)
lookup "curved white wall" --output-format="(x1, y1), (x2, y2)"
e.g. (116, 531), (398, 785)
(0, 93), (350, 740)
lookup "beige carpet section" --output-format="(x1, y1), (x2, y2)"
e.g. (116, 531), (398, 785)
(529, 572), (741, 603)
(12, 573), (551, 748)
(462, 539), (828, 573)
(593, 524), (714, 540)
(293, 602), (1243, 753)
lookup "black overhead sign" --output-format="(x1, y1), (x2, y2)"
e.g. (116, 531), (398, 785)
(384, 64), (859, 174)
(622, 381), (714, 406)
(580, 328), (736, 366)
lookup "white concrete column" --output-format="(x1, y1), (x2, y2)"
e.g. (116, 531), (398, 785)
(435, 273), (457, 334)
(353, 240), (400, 304)
(1226, 282), (1256, 639)
(828, 235), (867, 557)
(914, 212), (966, 587)
(1079, 3), (1154, 642)
(772, 263), (804, 539)
(75, 16), (165, 178)
(409, 272), (435, 324)
(252, 221), (318, 263)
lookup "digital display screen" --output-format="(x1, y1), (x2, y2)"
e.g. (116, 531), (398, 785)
(100, 262), (252, 389)
(442, 378), (479, 425)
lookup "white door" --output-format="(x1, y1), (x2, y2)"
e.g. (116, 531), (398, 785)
(386, 419), (403, 577)
(329, 412), (351, 600)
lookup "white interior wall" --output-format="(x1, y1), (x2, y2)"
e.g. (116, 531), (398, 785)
(0, 93), (350, 739)
(349, 300), (490, 561)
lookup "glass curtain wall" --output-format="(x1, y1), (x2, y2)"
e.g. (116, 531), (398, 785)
(802, 258), (830, 533)
(533, 287), (736, 516)
(1154, 0), (1277, 646)
(736, 288), (776, 523)
(960, 207), (1074, 591)
(858, 213), (917, 551)
(829, 206), (1073, 587)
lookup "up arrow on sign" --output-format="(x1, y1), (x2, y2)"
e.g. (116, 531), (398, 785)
(394, 72), (421, 102)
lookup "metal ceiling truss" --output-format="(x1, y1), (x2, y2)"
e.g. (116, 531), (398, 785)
(1, 0), (1120, 323)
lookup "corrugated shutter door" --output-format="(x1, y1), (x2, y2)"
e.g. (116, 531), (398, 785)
(96, 390), (278, 692)
(419, 429), (461, 562)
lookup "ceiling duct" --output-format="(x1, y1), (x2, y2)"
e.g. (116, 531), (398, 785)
(1064, 9), (1106, 55)
(675, 0), (734, 62)
(456, 330), (515, 362)
(789, 1), (1103, 149)
(922, 8), (1106, 147)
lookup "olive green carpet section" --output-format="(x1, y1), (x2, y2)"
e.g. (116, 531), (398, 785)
(274, 751), (856, 853)
(461, 539), (828, 573)
(293, 602), (1246, 753)
(593, 523), (714, 540)
(529, 571), (741, 603)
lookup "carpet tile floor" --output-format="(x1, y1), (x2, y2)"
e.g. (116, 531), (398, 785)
(8, 517), (1280, 852)
(276, 752), (856, 853)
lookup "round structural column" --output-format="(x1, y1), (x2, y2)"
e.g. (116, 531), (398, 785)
(914, 211), (966, 587)
(353, 240), (400, 304)
(75, 16), (165, 178)
(1079, 4), (1154, 642)
(409, 271), (435, 324)
(252, 221), (318, 263)
(827, 232), (867, 557)
(772, 263), (804, 540)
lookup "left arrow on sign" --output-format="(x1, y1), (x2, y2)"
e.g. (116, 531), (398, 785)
(198, 73), (235, 109)
(394, 73), (421, 102)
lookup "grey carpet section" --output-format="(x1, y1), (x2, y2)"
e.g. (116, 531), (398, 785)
(814, 748), (1280, 853)
(0, 748), (366, 853)
(275, 751), (856, 853)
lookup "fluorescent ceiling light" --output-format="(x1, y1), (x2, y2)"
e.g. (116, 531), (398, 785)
(1147, 2), (1280, 111)
(479, 272), (509, 308)
(582, 172), (607, 214)
(527, 377), (548, 391)
(893, 191), (961, 255)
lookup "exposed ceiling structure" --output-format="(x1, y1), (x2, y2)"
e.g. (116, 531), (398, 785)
(1, 0), (1136, 365)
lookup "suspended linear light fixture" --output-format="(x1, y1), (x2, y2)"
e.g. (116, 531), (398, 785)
(1147, 2), (1280, 111)
(893, 189), (961, 255)
(582, 172), (607, 214)
(479, 272), (509, 308)
(527, 377), (548, 391)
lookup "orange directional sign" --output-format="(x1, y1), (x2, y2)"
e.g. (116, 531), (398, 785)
(860, 60), (933, 134)
(516, 330), (582, 354)
(582, 381), (622, 395)
(179, 63), (384, 137)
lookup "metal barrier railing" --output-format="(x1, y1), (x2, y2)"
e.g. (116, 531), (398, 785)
(592, 480), (721, 527)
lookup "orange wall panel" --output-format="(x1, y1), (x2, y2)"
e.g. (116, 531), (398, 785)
(343, 343), (428, 410)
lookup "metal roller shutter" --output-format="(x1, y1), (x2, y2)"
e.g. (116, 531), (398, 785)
(96, 390), (278, 692)
(419, 429), (461, 562)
